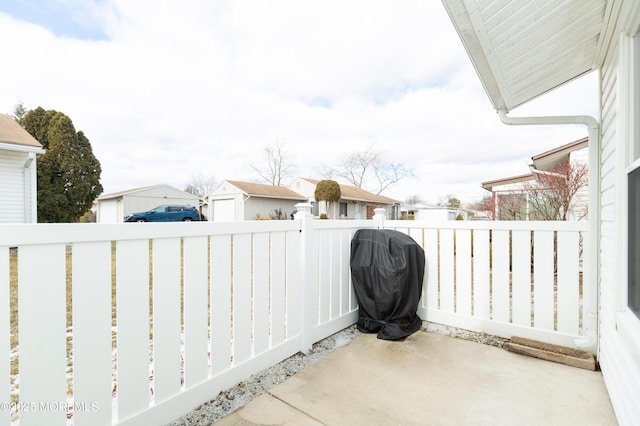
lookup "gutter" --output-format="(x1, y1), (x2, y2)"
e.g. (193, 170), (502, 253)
(498, 109), (600, 354)
(0, 141), (45, 154)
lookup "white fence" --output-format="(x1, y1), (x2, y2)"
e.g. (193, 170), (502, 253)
(386, 219), (592, 347)
(0, 211), (589, 425)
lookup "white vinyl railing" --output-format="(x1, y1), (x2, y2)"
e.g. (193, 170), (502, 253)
(385, 219), (591, 348)
(0, 207), (589, 425)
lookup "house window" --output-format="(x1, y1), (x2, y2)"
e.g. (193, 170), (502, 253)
(629, 166), (640, 317)
(628, 32), (640, 319)
(339, 202), (348, 218)
(311, 201), (319, 216)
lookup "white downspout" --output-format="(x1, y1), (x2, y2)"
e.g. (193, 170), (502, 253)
(498, 109), (600, 354)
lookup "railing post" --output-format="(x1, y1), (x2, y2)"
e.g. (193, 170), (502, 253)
(373, 207), (386, 229)
(295, 203), (315, 353)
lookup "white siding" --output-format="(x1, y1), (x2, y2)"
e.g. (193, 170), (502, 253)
(0, 150), (26, 223)
(598, 28), (640, 426)
(245, 199), (299, 220)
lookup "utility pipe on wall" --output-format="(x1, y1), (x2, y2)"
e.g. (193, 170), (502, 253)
(497, 109), (600, 354)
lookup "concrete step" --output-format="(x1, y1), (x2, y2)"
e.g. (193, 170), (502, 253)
(506, 336), (596, 371)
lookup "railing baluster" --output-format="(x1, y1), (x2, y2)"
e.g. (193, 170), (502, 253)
(285, 230), (300, 339)
(73, 241), (113, 425)
(512, 230), (532, 326)
(533, 231), (555, 330)
(19, 244), (67, 426)
(232, 234), (252, 364)
(557, 231), (580, 334)
(440, 229), (455, 312)
(270, 232), (286, 346)
(252, 233), (270, 355)
(210, 235), (232, 376)
(318, 231), (331, 324)
(492, 230), (510, 322)
(116, 239), (150, 422)
(473, 229), (490, 319)
(424, 229), (439, 312)
(152, 238), (182, 402)
(183, 236), (209, 387)
(456, 229), (472, 316)
(329, 230), (341, 320)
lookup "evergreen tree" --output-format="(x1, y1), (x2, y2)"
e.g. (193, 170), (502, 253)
(12, 101), (28, 124)
(22, 107), (103, 222)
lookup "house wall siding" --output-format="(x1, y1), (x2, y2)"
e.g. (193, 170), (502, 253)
(598, 27), (640, 426)
(97, 186), (200, 223)
(0, 150), (26, 223)
(246, 199), (300, 220)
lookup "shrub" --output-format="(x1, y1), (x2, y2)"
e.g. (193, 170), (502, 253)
(269, 208), (286, 220)
(314, 180), (341, 202)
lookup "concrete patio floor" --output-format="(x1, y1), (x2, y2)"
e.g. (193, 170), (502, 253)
(216, 330), (617, 425)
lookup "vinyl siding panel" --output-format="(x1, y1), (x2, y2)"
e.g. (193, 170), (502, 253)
(598, 30), (640, 426)
(0, 150), (26, 223)
(245, 199), (300, 220)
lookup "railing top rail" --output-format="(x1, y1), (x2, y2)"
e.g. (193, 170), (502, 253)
(384, 220), (589, 232)
(0, 219), (588, 247)
(0, 220), (302, 246)
(311, 219), (376, 230)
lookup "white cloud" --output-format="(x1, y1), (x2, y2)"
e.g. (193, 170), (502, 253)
(0, 1), (598, 205)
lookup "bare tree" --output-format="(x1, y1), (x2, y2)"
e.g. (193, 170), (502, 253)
(374, 162), (414, 195)
(336, 143), (413, 194)
(252, 142), (296, 186)
(497, 192), (527, 220)
(405, 194), (423, 205)
(473, 194), (497, 220)
(522, 161), (588, 220)
(185, 173), (218, 198)
(337, 143), (379, 188)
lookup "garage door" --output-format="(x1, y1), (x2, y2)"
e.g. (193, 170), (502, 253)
(98, 200), (119, 223)
(213, 199), (235, 221)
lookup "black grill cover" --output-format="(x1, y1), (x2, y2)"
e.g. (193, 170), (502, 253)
(350, 229), (425, 340)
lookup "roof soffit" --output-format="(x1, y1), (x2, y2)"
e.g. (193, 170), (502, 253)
(443, 0), (611, 111)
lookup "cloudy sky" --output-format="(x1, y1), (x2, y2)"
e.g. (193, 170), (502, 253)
(0, 0), (599, 205)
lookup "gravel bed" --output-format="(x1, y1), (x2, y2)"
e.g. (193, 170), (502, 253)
(165, 322), (508, 425)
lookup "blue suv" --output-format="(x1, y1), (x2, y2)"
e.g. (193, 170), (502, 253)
(124, 204), (202, 222)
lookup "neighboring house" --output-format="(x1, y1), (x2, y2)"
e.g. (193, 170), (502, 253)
(481, 137), (588, 220)
(414, 207), (469, 221)
(207, 180), (307, 221)
(96, 184), (201, 223)
(206, 178), (401, 221)
(481, 173), (536, 220)
(0, 114), (44, 223)
(290, 177), (400, 220)
(443, 1), (640, 423)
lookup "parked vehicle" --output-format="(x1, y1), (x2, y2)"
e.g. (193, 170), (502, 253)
(124, 205), (201, 222)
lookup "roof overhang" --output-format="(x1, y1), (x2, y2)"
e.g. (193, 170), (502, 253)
(0, 141), (45, 154)
(441, 0), (615, 112)
(531, 136), (589, 170)
(481, 173), (535, 192)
